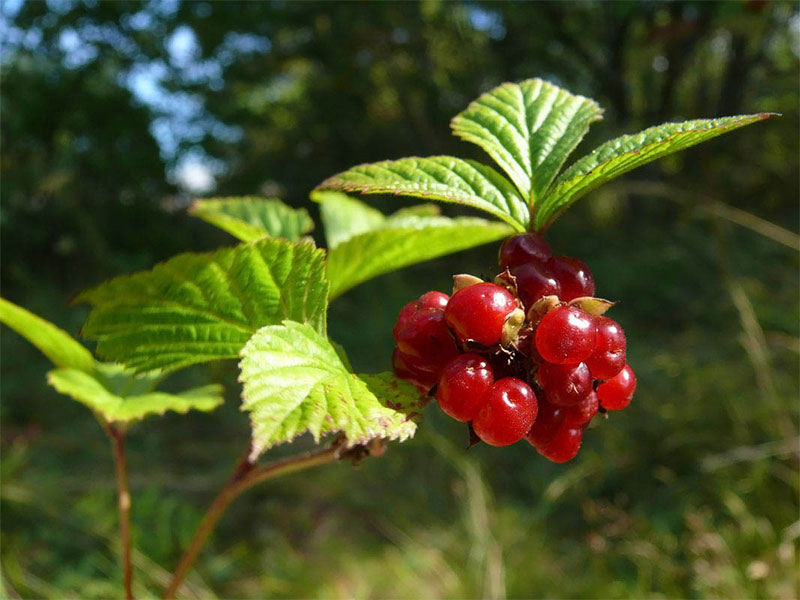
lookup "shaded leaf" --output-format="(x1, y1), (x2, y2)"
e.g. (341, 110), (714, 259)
(316, 156), (528, 231)
(77, 238), (328, 372)
(313, 190), (385, 249)
(390, 203), (442, 219)
(239, 321), (422, 459)
(534, 113), (777, 231)
(451, 78), (602, 202)
(189, 196), (314, 242)
(314, 192), (512, 299)
(48, 364), (223, 423)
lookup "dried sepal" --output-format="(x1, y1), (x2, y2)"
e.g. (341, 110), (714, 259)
(526, 295), (561, 325)
(452, 273), (484, 294)
(493, 269), (519, 297)
(568, 296), (615, 316)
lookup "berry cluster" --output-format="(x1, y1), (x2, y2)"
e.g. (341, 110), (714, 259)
(392, 233), (636, 463)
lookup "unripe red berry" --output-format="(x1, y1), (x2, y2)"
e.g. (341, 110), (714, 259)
(445, 282), (518, 347)
(436, 354), (494, 422)
(596, 364), (636, 410)
(392, 349), (439, 392)
(473, 378), (538, 446)
(546, 256), (595, 301)
(511, 262), (561, 310)
(536, 423), (583, 463)
(585, 316), (626, 380)
(534, 305), (597, 364)
(564, 391), (599, 426)
(499, 233), (552, 270)
(394, 308), (459, 368)
(537, 361), (592, 407)
(525, 396), (564, 448)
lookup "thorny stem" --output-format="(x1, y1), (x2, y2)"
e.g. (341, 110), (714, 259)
(163, 438), (379, 599)
(104, 422), (133, 600)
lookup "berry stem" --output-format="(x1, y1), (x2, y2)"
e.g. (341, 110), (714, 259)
(102, 422), (133, 600)
(163, 438), (359, 599)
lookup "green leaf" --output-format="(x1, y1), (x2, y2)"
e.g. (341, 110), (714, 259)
(334, 221), (510, 299)
(451, 78), (603, 203)
(0, 298), (223, 424)
(534, 113), (777, 231)
(76, 238), (329, 373)
(47, 363), (223, 423)
(189, 197), (314, 242)
(0, 297), (95, 372)
(314, 191), (511, 298)
(313, 190), (385, 249)
(315, 156), (529, 231)
(390, 203), (442, 219)
(239, 321), (423, 459)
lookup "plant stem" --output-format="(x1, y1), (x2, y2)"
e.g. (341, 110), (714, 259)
(105, 423), (133, 600)
(163, 443), (342, 599)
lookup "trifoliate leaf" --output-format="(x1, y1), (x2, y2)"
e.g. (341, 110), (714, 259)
(47, 364), (223, 423)
(534, 113), (778, 231)
(451, 78), (603, 202)
(0, 297), (95, 372)
(77, 238), (328, 373)
(239, 321), (423, 459)
(189, 197), (314, 242)
(316, 156), (528, 231)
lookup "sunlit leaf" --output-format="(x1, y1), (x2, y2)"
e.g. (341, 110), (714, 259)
(534, 113), (777, 231)
(240, 321), (423, 459)
(316, 156), (528, 231)
(451, 78), (602, 202)
(77, 238), (328, 372)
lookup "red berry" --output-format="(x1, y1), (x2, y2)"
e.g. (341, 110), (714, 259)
(525, 396), (564, 448)
(444, 282), (518, 346)
(596, 364), (636, 410)
(534, 305), (597, 364)
(585, 316), (626, 380)
(546, 256), (595, 301)
(537, 361), (592, 407)
(394, 303), (420, 340)
(564, 391), (599, 426)
(473, 378), (538, 446)
(394, 308), (459, 368)
(511, 262), (561, 310)
(537, 423), (583, 463)
(393, 291), (449, 339)
(419, 291), (450, 310)
(436, 354), (494, 422)
(392, 349), (439, 392)
(499, 233), (552, 270)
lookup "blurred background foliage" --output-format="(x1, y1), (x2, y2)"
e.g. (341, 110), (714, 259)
(1, 0), (798, 598)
